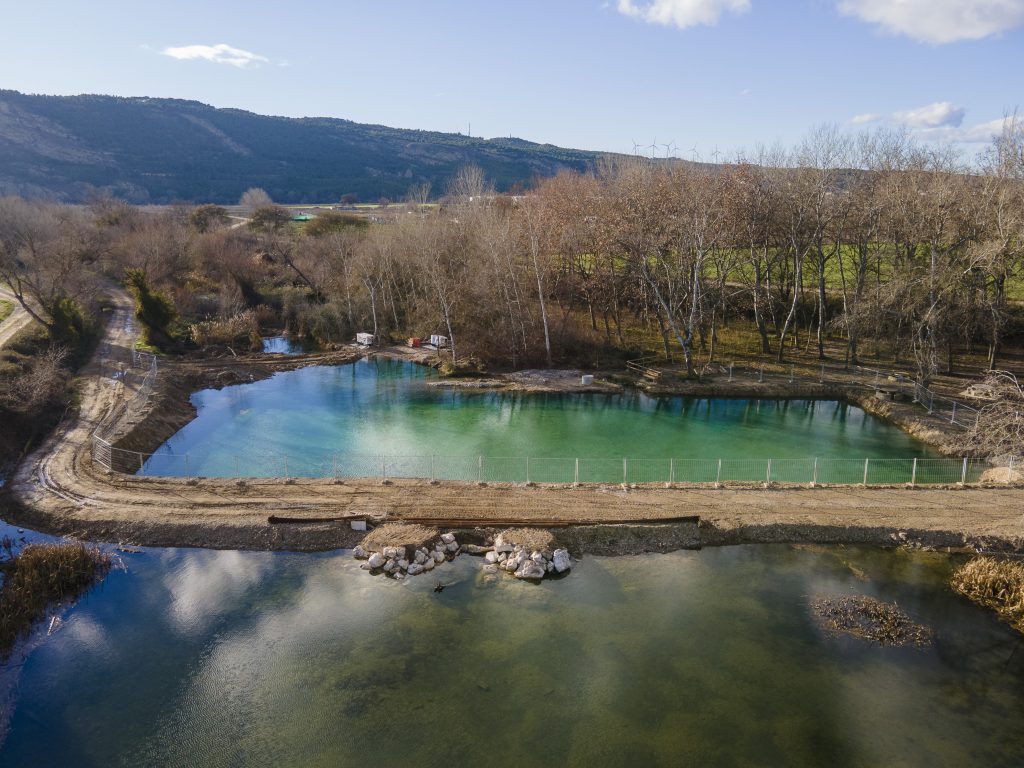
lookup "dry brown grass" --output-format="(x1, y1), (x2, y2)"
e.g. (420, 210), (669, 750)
(810, 595), (932, 647)
(361, 523), (439, 551)
(0, 543), (111, 659)
(497, 527), (556, 552)
(951, 557), (1024, 633)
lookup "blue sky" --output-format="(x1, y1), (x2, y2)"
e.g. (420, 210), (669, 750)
(1, 0), (1021, 158)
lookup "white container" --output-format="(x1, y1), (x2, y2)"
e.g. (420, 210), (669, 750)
(350, 520), (367, 532)
(430, 334), (448, 348)
(581, 374), (594, 386)
(355, 332), (375, 346)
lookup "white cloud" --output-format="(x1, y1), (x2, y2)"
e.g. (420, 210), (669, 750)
(837, 0), (1024, 43)
(162, 43), (269, 68)
(850, 112), (881, 125)
(918, 117), (1013, 143)
(892, 101), (966, 128)
(617, 0), (750, 29)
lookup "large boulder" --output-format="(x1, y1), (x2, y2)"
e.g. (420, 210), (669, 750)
(353, 545), (369, 560)
(433, 550), (446, 563)
(552, 549), (571, 573)
(407, 563), (424, 576)
(414, 550), (427, 565)
(440, 533), (456, 544)
(423, 557), (435, 571)
(514, 562), (546, 580)
(367, 552), (385, 569)
(485, 551), (499, 564)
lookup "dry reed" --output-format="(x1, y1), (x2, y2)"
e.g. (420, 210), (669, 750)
(0, 543), (111, 658)
(951, 557), (1024, 634)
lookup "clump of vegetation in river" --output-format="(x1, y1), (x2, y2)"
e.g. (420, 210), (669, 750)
(951, 557), (1024, 634)
(0, 542), (111, 659)
(810, 595), (933, 647)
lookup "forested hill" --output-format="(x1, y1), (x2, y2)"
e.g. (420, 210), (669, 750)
(0, 90), (614, 204)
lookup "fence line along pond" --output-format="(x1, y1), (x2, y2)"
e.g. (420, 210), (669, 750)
(122, 357), (982, 484)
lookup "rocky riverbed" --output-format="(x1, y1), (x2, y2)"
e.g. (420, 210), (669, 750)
(352, 531), (572, 581)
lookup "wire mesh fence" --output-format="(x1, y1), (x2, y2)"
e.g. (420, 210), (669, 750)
(90, 442), (1012, 486)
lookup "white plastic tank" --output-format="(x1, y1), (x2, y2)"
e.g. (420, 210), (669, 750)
(581, 374), (594, 385)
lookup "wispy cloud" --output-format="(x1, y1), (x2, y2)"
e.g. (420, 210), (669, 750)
(917, 117), (1013, 143)
(849, 112), (881, 125)
(892, 101), (966, 128)
(837, 0), (1024, 43)
(162, 43), (269, 69)
(616, 0), (750, 29)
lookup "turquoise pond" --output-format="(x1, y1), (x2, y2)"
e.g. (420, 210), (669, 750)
(139, 358), (962, 483)
(1, 541), (1022, 767)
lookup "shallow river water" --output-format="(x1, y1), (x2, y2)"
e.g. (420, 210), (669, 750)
(141, 358), (940, 481)
(1, 544), (1022, 767)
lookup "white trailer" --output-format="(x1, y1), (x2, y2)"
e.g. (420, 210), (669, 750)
(355, 332), (375, 347)
(429, 334), (448, 348)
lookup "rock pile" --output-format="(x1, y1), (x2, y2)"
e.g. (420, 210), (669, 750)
(480, 534), (571, 580)
(353, 532), (460, 580)
(352, 531), (573, 582)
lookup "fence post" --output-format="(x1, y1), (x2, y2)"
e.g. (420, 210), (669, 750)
(669, 457), (674, 484)
(332, 453), (337, 479)
(728, 363), (733, 382)
(911, 457), (917, 487)
(575, 457), (579, 485)
(716, 458), (722, 487)
(812, 457), (818, 487)
(863, 458), (869, 486)
(758, 365), (764, 383)
(623, 457), (628, 484)
(951, 402), (957, 424)
(789, 364), (794, 383)
(820, 364), (824, 383)
(526, 456), (530, 484)
(139, 452), (144, 474)
(960, 457), (968, 485)
(430, 454), (435, 483)
(284, 455), (289, 480)
(928, 392), (934, 414)
(477, 455), (482, 483)
(766, 458), (771, 484)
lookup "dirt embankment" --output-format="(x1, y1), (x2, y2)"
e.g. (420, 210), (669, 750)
(4, 308), (1022, 556)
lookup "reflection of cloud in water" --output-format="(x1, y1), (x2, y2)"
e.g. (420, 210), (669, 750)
(134, 556), (403, 764)
(163, 550), (274, 634)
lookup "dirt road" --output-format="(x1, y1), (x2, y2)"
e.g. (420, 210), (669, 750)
(0, 287), (34, 349)
(5, 287), (1023, 552)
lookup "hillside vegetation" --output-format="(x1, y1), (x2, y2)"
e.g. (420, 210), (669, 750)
(0, 90), (611, 204)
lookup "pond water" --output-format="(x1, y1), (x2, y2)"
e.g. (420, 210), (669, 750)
(261, 336), (303, 355)
(140, 358), (948, 482)
(2, 543), (1022, 767)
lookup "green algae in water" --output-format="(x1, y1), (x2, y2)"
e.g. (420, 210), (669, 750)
(141, 358), (938, 479)
(1, 545), (1023, 767)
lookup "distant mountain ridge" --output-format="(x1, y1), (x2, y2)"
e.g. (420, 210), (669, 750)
(0, 90), (616, 204)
